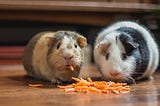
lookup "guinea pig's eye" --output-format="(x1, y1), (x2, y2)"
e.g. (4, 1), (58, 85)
(74, 43), (78, 48)
(122, 53), (127, 60)
(56, 42), (61, 49)
(106, 53), (110, 60)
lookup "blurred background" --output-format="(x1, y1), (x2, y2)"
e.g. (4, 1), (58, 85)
(0, 0), (159, 66)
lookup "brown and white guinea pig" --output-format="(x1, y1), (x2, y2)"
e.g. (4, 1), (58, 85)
(23, 31), (87, 84)
(94, 21), (159, 84)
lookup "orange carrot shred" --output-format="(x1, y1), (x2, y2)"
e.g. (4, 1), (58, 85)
(57, 77), (130, 94)
(28, 84), (44, 87)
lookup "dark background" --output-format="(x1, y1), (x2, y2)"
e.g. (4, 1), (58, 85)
(0, 14), (159, 47)
(0, 13), (159, 52)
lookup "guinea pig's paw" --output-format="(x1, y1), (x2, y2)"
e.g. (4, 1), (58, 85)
(124, 78), (136, 85)
(51, 77), (63, 85)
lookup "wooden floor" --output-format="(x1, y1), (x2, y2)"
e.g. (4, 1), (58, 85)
(0, 63), (160, 106)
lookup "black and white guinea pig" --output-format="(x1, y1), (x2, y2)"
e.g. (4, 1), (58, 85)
(94, 21), (159, 84)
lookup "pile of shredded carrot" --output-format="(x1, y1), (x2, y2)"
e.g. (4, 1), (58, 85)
(58, 77), (130, 94)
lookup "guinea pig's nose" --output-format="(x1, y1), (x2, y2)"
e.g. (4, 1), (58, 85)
(110, 72), (119, 77)
(64, 56), (73, 62)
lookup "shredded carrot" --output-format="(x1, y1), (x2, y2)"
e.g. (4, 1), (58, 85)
(58, 77), (130, 94)
(28, 84), (44, 87)
(70, 66), (74, 71)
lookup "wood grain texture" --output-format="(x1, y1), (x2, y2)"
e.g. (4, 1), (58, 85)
(0, 63), (160, 106)
(0, 0), (158, 12)
(0, 1), (158, 27)
(0, 10), (118, 26)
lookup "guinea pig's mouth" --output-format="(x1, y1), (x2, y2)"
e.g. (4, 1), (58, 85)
(105, 73), (124, 82)
(57, 64), (81, 72)
(65, 65), (75, 71)
(65, 65), (80, 72)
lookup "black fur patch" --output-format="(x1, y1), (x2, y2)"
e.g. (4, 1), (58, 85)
(117, 27), (150, 78)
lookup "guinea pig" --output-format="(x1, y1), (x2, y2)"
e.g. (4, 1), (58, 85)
(23, 31), (87, 84)
(94, 21), (159, 84)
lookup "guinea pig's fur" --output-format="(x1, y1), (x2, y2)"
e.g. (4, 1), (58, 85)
(23, 31), (87, 84)
(94, 21), (159, 84)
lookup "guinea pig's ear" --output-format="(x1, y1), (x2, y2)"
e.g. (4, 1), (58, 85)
(127, 41), (139, 49)
(119, 33), (139, 55)
(77, 35), (87, 48)
(125, 41), (139, 55)
(45, 37), (58, 47)
(96, 41), (110, 56)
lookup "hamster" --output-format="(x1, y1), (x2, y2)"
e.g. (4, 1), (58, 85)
(94, 21), (159, 84)
(23, 31), (87, 84)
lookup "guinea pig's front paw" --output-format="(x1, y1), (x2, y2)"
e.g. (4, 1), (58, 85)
(51, 77), (63, 85)
(124, 77), (136, 85)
